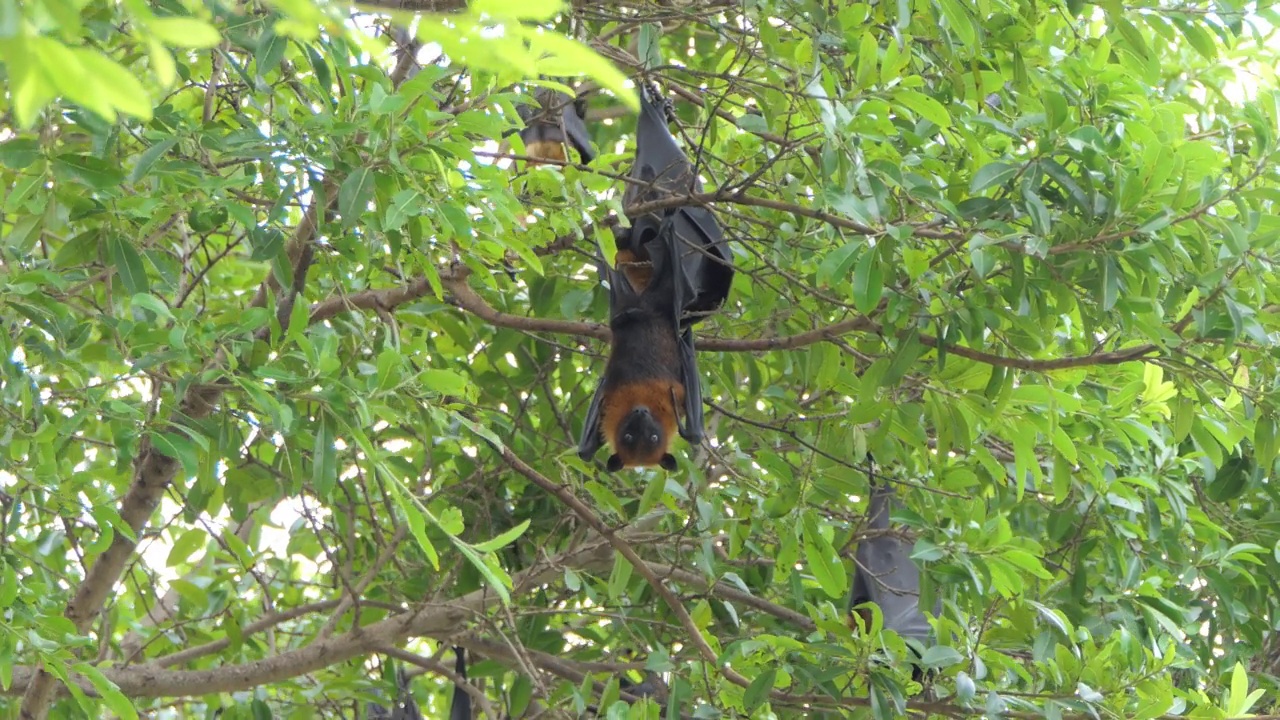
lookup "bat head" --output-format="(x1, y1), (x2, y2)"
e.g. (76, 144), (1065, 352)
(608, 406), (678, 471)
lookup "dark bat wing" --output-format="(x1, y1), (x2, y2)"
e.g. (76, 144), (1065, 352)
(676, 327), (704, 445)
(623, 85), (699, 208)
(448, 647), (470, 720)
(557, 92), (595, 163)
(576, 377), (608, 461)
(648, 217), (704, 446)
(849, 484), (936, 642)
(670, 205), (734, 324)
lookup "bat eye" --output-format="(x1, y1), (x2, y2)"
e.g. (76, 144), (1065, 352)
(649, 433), (659, 444)
(623, 433), (634, 444)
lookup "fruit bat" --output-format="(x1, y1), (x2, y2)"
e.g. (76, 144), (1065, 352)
(576, 84), (734, 471)
(514, 87), (595, 166)
(448, 647), (469, 720)
(848, 483), (939, 654)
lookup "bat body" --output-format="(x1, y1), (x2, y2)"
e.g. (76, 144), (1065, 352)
(848, 483), (938, 662)
(515, 88), (595, 166)
(578, 85), (731, 471)
(365, 666), (424, 720)
(579, 219), (697, 471)
(448, 647), (470, 720)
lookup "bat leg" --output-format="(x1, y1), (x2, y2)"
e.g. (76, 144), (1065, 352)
(642, 80), (675, 124)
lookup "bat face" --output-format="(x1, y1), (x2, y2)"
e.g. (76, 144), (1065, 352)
(608, 406), (674, 470)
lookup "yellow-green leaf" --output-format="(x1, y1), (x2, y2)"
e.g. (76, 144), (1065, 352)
(148, 17), (222, 48)
(895, 89), (951, 128)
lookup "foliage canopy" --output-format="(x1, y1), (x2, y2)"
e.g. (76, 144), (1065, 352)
(3, 0), (1280, 718)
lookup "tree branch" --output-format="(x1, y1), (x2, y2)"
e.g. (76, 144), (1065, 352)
(5, 516), (667, 700)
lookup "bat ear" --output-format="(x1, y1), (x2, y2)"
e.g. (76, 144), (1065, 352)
(659, 454), (678, 471)
(606, 454), (625, 472)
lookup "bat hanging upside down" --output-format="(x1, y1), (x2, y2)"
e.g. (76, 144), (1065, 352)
(847, 481), (940, 679)
(513, 87), (596, 166)
(577, 83), (735, 472)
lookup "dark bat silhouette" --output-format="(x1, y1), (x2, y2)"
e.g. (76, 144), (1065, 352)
(583, 671), (675, 718)
(448, 647), (470, 720)
(847, 483), (938, 657)
(514, 87), (595, 166)
(576, 84), (734, 471)
(365, 665), (424, 720)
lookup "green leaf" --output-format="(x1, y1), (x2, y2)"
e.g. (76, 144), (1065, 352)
(421, 369), (470, 397)
(519, 29), (637, 112)
(128, 137), (178, 183)
(108, 235), (149, 295)
(166, 528), (207, 567)
(801, 515), (846, 599)
(856, 31), (878, 89)
(1227, 662), (1249, 715)
(743, 667), (776, 713)
(456, 543), (513, 605)
(8, 38), (57, 128)
(472, 519), (532, 552)
(1021, 182), (1051, 236)
(852, 247), (883, 314)
(0, 138), (41, 169)
(1041, 159), (1091, 216)
(937, 0), (976, 48)
(148, 17), (222, 48)
(895, 89), (951, 128)
(1256, 415), (1278, 471)
(1042, 90), (1069, 130)
(1100, 257), (1120, 312)
(970, 162), (1019, 194)
(53, 154), (125, 189)
(338, 167), (375, 225)
(1206, 456), (1250, 502)
(920, 646), (964, 669)
(74, 47), (153, 121)
(471, 0), (564, 21)
(256, 27), (289, 78)
(1001, 548), (1054, 580)
(149, 431), (199, 478)
(313, 412), (337, 497)
(1175, 19), (1217, 61)
(0, 563), (17, 609)
(384, 189), (422, 231)
(75, 663), (138, 720)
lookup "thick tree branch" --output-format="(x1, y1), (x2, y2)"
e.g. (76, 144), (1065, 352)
(5, 515), (666, 700)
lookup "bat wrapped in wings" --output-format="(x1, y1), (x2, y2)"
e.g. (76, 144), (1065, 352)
(577, 84), (735, 472)
(847, 482), (940, 675)
(512, 87), (596, 166)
